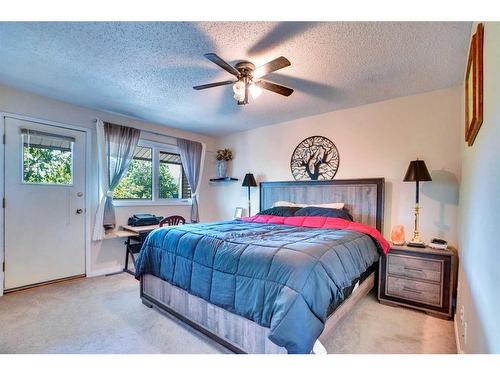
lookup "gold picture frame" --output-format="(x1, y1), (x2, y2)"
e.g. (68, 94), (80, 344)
(465, 23), (484, 146)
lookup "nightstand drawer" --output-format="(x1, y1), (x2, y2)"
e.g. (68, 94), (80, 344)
(388, 254), (442, 282)
(386, 276), (442, 307)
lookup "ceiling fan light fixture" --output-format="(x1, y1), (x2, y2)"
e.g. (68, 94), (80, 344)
(233, 93), (245, 102)
(232, 80), (245, 101)
(249, 82), (262, 99)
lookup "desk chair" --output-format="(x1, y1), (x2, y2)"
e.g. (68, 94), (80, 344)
(159, 215), (186, 227)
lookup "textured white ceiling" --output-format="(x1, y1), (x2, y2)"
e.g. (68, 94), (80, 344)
(0, 22), (471, 136)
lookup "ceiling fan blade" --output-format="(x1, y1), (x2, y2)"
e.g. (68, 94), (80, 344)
(256, 80), (294, 97)
(193, 80), (235, 90)
(204, 53), (240, 77)
(253, 56), (291, 78)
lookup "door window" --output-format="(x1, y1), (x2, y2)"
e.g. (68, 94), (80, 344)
(21, 129), (74, 185)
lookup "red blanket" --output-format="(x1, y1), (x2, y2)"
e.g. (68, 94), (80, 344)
(242, 215), (390, 254)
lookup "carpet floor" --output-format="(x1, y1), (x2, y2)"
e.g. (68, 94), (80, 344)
(0, 274), (456, 354)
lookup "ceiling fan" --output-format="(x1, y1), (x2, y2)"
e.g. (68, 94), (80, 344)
(193, 53), (294, 105)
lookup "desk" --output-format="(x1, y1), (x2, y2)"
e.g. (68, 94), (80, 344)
(105, 225), (160, 276)
(104, 225), (160, 239)
(121, 224), (160, 233)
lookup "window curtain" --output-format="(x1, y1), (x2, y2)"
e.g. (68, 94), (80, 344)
(178, 139), (206, 223)
(92, 120), (140, 240)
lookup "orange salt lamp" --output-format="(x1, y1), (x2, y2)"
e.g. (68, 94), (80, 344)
(391, 225), (405, 245)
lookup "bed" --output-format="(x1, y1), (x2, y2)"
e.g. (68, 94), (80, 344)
(136, 178), (386, 354)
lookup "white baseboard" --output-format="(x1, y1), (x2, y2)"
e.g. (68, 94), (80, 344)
(86, 266), (124, 278)
(454, 317), (465, 354)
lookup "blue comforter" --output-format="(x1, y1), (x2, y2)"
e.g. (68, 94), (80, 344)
(135, 220), (380, 353)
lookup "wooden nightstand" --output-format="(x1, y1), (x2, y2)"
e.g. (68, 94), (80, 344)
(378, 244), (457, 319)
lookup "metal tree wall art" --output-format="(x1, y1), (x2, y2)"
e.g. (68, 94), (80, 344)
(290, 136), (340, 180)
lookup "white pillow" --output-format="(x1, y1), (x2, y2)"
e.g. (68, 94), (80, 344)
(273, 200), (305, 208)
(273, 201), (345, 209)
(308, 202), (345, 209)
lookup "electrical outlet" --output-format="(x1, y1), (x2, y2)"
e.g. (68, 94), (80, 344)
(464, 322), (468, 345)
(460, 306), (465, 325)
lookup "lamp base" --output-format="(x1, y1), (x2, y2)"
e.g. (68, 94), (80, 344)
(407, 240), (426, 248)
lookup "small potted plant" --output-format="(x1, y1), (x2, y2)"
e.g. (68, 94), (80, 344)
(215, 148), (233, 178)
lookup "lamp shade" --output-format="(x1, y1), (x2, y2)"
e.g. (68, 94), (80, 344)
(403, 160), (432, 182)
(242, 173), (257, 187)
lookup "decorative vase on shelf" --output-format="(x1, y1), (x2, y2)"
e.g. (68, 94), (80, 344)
(216, 160), (228, 178)
(215, 148), (233, 179)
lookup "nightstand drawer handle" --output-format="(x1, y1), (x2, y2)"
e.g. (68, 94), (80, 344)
(404, 266), (424, 272)
(402, 286), (422, 294)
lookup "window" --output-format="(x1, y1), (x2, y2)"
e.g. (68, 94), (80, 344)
(22, 129), (74, 185)
(159, 152), (191, 199)
(113, 146), (153, 200)
(113, 140), (191, 205)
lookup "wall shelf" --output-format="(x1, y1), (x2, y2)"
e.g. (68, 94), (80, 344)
(209, 177), (239, 182)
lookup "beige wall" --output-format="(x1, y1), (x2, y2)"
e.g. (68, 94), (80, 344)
(215, 86), (462, 247)
(0, 84), (218, 277)
(455, 22), (500, 353)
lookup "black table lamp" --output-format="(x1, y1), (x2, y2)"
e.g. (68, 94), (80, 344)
(404, 159), (432, 247)
(242, 173), (257, 216)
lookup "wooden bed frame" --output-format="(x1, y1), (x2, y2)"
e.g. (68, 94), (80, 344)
(140, 178), (385, 354)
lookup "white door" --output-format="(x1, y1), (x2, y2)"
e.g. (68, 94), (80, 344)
(4, 117), (86, 291)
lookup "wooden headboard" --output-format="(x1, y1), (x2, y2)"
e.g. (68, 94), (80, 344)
(259, 178), (385, 232)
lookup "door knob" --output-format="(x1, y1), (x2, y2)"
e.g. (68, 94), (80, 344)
(76, 209), (83, 214)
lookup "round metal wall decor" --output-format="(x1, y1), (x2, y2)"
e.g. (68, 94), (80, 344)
(290, 136), (340, 181)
